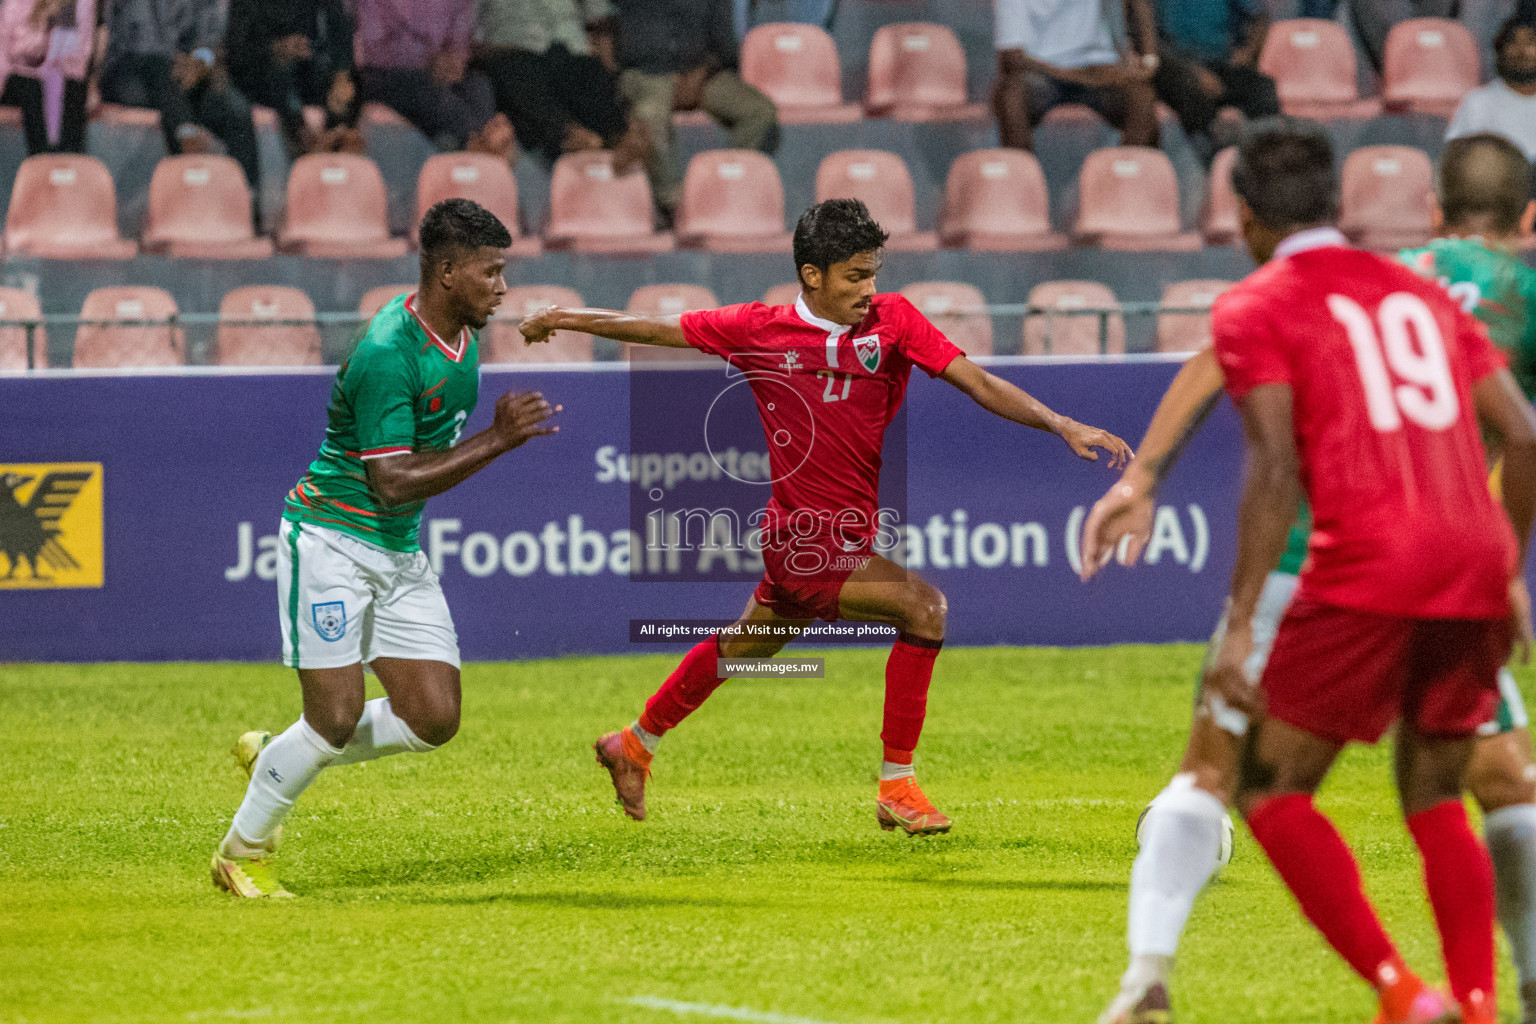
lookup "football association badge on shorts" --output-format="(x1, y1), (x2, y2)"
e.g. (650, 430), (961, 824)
(852, 334), (881, 373)
(312, 601), (347, 642)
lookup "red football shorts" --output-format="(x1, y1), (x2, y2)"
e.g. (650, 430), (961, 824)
(753, 533), (888, 622)
(1261, 595), (1510, 744)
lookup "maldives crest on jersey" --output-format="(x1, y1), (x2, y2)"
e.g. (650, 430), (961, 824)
(312, 601), (346, 641)
(853, 333), (881, 372)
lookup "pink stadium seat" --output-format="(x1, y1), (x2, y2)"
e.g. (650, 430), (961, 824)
(413, 153), (539, 255)
(900, 282), (992, 356)
(484, 285), (594, 363)
(73, 287), (183, 368)
(358, 284), (415, 318)
(815, 150), (936, 251)
(143, 156), (272, 259)
(1023, 281), (1125, 356)
(865, 23), (987, 121)
(278, 154), (407, 258)
(1340, 145), (1434, 250)
(1156, 280), (1234, 352)
(740, 23), (861, 123)
(215, 286), (322, 366)
(1383, 18), (1479, 116)
(676, 150), (793, 252)
(4, 155), (136, 259)
(626, 284), (720, 362)
(0, 288), (45, 370)
(1260, 19), (1382, 118)
(762, 283), (802, 306)
(939, 149), (1064, 251)
(1201, 147), (1241, 245)
(546, 151), (673, 254)
(1073, 147), (1200, 251)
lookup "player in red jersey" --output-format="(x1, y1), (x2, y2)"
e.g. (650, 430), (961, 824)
(1206, 120), (1536, 1024)
(519, 199), (1132, 834)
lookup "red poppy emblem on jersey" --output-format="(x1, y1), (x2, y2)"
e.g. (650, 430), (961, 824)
(853, 334), (881, 373)
(430, 396), (442, 412)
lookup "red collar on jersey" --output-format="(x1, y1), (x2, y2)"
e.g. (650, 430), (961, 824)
(404, 293), (469, 363)
(1274, 226), (1349, 259)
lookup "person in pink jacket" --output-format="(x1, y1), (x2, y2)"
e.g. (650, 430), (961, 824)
(0, 0), (96, 153)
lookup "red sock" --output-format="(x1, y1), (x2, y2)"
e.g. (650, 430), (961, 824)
(880, 632), (942, 753)
(638, 636), (722, 735)
(1407, 800), (1496, 1008)
(1247, 793), (1398, 982)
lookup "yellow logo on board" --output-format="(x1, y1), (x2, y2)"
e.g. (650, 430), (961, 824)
(0, 463), (103, 589)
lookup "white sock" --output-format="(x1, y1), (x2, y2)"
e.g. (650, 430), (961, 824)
(333, 698), (437, 765)
(630, 720), (662, 754)
(1125, 774), (1227, 974)
(880, 761), (915, 781)
(1486, 802), (1536, 988)
(227, 716), (341, 850)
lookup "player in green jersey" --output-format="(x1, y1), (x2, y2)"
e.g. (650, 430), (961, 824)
(212, 199), (559, 899)
(1089, 133), (1536, 1024)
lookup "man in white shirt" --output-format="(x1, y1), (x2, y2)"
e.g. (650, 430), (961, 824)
(1449, 18), (1536, 161)
(993, 0), (1160, 151)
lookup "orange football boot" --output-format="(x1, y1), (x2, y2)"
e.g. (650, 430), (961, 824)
(594, 728), (651, 821)
(876, 776), (952, 835)
(1371, 959), (1457, 1024)
(1458, 988), (1497, 1024)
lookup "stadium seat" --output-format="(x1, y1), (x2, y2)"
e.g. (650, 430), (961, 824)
(815, 150), (937, 251)
(1260, 19), (1382, 118)
(1200, 146), (1241, 245)
(0, 288), (45, 370)
(412, 153), (539, 255)
(1073, 147), (1200, 251)
(762, 283), (801, 306)
(73, 287), (183, 368)
(142, 155), (273, 259)
(4, 155), (137, 259)
(358, 284), (415, 318)
(900, 282), (992, 356)
(676, 150), (793, 252)
(1382, 18), (1479, 116)
(484, 285), (594, 363)
(1023, 281), (1125, 356)
(1340, 145), (1434, 250)
(278, 154), (407, 258)
(1156, 280), (1234, 352)
(546, 151), (673, 254)
(626, 284), (720, 362)
(740, 23), (861, 123)
(865, 23), (987, 121)
(939, 149), (1064, 251)
(214, 286), (323, 366)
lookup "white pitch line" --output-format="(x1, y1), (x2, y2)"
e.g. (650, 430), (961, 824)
(625, 995), (852, 1024)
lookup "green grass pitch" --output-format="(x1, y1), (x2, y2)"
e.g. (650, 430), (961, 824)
(3, 646), (1530, 1024)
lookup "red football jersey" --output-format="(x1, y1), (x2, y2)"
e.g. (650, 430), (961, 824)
(681, 293), (963, 551)
(1214, 228), (1515, 619)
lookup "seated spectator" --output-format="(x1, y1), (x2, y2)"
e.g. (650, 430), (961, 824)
(732, 0), (835, 38)
(474, 0), (647, 170)
(610, 0), (780, 218)
(993, 0), (1160, 152)
(1153, 0), (1278, 165)
(1347, 0), (1455, 73)
(225, 0), (363, 159)
(1448, 16), (1536, 160)
(99, 0), (262, 197)
(354, 0), (514, 159)
(0, 0), (95, 154)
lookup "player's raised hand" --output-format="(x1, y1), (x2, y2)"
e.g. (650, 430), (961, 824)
(517, 306), (560, 346)
(491, 390), (560, 450)
(1058, 419), (1133, 469)
(1512, 578), (1534, 665)
(1079, 469), (1155, 581)
(1202, 612), (1263, 725)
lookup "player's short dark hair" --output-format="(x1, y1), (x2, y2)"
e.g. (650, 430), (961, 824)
(1494, 16), (1536, 58)
(793, 199), (890, 285)
(1231, 117), (1340, 232)
(419, 198), (511, 262)
(1439, 133), (1533, 234)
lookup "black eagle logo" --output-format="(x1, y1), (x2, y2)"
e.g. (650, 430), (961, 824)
(0, 470), (92, 581)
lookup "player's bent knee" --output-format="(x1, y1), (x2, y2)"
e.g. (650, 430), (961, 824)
(404, 702), (459, 748)
(308, 706), (364, 751)
(901, 582), (947, 639)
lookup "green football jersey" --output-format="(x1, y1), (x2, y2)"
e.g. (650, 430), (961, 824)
(283, 293), (481, 552)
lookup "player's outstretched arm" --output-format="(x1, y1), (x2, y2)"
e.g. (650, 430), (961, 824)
(366, 391), (560, 507)
(1473, 367), (1536, 660)
(518, 306), (690, 348)
(1079, 349), (1225, 580)
(939, 355), (1133, 467)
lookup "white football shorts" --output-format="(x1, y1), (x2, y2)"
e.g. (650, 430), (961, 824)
(276, 519), (460, 670)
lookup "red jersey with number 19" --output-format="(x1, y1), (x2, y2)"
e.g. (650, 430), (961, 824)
(1213, 228), (1515, 619)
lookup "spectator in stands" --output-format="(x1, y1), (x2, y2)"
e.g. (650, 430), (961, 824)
(474, 0), (648, 170)
(731, 0), (835, 38)
(1153, 0), (1279, 165)
(1347, 0), (1456, 73)
(99, 0), (262, 197)
(1448, 16), (1536, 160)
(0, 0), (95, 154)
(225, 0), (363, 159)
(353, 0), (515, 160)
(993, 0), (1160, 152)
(610, 0), (780, 219)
